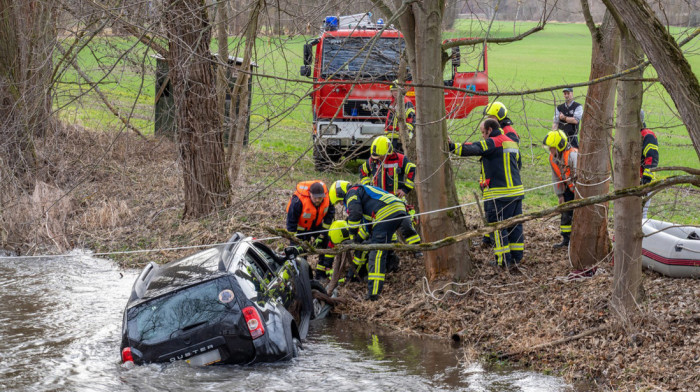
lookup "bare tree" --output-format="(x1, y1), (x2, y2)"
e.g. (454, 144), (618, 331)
(164, 0), (230, 217)
(227, 0), (264, 184)
(0, 0), (55, 186)
(372, 0), (473, 280)
(603, 0), (700, 158)
(601, 0), (645, 316)
(569, 3), (619, 270)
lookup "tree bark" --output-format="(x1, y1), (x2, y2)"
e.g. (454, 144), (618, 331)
(398, 0), (473, 280)
(611, 26), (644, 317)
(604, 0), (700, 159)
(570, 8), (618, 269)
(0, 0), (55, 186)
(165, 0), (230, 218)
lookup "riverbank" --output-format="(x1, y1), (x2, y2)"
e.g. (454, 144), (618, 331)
(4, 127), (698, 391)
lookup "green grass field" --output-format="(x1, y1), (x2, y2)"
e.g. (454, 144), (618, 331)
(54, 20), (700, 223)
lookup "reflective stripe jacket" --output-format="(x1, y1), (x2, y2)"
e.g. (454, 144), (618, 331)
(359, 152), (416, 195)
(640, 128), (659, 184)
(500, 117), (521, 169)
(450, 129), (524, 201)
(548, 147), (578, 196)
(342, 185), (406, 237)
(286, 181), (334, 233)
(385, 97), (415, 139)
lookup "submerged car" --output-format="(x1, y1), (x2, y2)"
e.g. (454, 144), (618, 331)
(120, 233), (327, 366)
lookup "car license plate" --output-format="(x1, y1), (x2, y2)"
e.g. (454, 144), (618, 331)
(328, 138), (340, 146)
(186, 349), (221, 366)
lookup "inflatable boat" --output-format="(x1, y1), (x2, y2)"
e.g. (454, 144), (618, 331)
(642, 219), (700, 278)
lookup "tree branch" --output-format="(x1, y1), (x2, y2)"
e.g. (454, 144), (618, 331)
(55, 45), (147, 140)
(580, 0), (598, 38)
(267, 174), (700, 255)
(441, 24), (545, 50)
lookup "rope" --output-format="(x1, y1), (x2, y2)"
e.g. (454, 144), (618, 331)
(0, 179), (567, 260)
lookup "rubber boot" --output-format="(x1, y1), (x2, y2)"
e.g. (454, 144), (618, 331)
(553, 233), (570, 249)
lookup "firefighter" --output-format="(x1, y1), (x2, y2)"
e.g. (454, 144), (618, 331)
(481, 101), (522, 248)
(385, 80), (415, 154)
(640, 109), (659, 219)
(543, 130), (578, 249)
(449, 119), (524, 271)
(328, 181), (420, 300)
(484, 101), (521, 147)
(360, 136), (422, 257)
(327, 219), (374, 282)
(360, 136), (416, 198)
(285, 181), (336, 279)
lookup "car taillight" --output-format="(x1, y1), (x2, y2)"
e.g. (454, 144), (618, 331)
(122, 347), (134, 363)
(242, 306), (265, 339)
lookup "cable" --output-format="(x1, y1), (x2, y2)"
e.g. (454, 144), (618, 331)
(0, 179), (568, 260)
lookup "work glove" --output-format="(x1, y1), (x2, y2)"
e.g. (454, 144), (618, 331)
(313, 236), (325, 248)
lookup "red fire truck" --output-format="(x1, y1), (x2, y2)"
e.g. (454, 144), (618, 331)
(300, 14), (488, 171)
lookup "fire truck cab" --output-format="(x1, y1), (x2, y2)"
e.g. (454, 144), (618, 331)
(300, 13), (488, 171)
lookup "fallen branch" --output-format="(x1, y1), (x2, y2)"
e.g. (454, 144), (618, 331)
(266, 174), (700, 255)
(312, 289), (348, 306)
(497, 324), (611, 359)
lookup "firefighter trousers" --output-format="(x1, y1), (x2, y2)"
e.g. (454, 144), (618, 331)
(367, 211), (412, 296)
(484, 198), (524, 266)
(560, 189), (575, 239)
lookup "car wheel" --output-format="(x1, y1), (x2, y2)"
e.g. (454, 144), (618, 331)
(310, 279), (330, 320)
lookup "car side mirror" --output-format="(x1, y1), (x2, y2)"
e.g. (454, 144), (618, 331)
(284, 246), (300, 260)
(452, 47), (461, 67)
(300, 65), (311, 77)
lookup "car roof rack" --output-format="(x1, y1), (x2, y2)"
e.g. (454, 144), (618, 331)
(219, 232), (244, 271)
(129, 261), (159, 301)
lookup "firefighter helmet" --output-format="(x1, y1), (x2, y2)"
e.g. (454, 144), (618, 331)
(543, 130), (568, 152)
(370, 136), (393, 157)
(484, 101), (508, 121)
(329, 180), (350, 204)
(390, 79), (399, 90)
(328, 220), (350, 245)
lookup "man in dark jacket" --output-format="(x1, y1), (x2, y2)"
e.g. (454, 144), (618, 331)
(552, 87), (583, 148)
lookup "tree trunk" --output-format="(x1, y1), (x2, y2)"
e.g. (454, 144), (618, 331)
(0, 0), (55, 186)
(400, 1), (473, 280)
(227, 0), (263, 185)
(605, 0), (700, 159)
(611, 27), (644, 317)
(165, 0), (230, 218)
(442, 0), (457, 30)
(570, 9), (618, 269)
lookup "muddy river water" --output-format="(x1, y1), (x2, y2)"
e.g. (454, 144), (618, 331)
(0, 252), (574, 391)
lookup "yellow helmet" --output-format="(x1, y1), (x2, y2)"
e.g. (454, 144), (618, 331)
(543, 130), (568, 152)
(328, 220), (350, 245)
(484, 101), (508, 121)
(390, 79), (399, 90)
(370, 136), (393, 157)
(329, 180), (350, 204)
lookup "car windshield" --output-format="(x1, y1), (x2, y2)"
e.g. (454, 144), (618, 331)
(321, 37), (410, 81)
(127, 276), (233, 343)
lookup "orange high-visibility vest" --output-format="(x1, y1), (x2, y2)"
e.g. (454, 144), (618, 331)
(549, 148), (577, 191)
(285, 181), (330, 231)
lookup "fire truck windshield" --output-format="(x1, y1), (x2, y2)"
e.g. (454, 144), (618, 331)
(321, 37), (410, 81)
